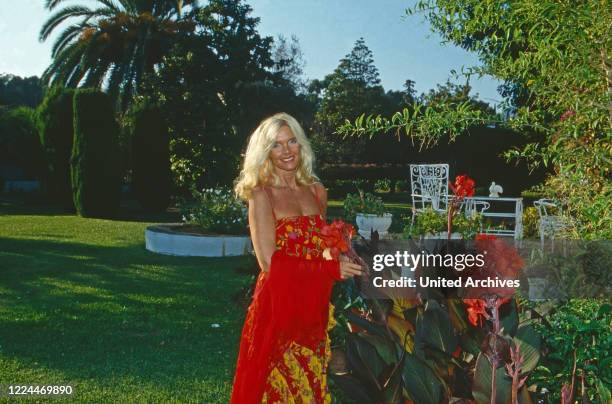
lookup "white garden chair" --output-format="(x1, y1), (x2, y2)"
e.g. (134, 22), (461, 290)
(534, 198), (571, 248)
(409, 164), (450, 233)
(462, 199), (490, 233)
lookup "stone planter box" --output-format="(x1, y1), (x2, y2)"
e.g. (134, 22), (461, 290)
(356, 213), (393, 239)
(145, 224), (252, 257)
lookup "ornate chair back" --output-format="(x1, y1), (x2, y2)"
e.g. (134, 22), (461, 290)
(410, 164), (450, 213)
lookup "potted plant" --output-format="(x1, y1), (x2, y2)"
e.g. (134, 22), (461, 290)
(406, 207), (481, 240)
(343, 191), (392, 239)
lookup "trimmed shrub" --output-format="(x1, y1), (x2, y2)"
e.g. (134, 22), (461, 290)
(130, 101), (171, 211)
(0, 106), (45, 180)
(36, 86), (75, 209)
(71, 89), (121, 218)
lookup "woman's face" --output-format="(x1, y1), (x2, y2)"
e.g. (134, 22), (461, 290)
(269, 125), (301, 173)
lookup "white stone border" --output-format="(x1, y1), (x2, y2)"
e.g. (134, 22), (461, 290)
(145, 225), (252, 257)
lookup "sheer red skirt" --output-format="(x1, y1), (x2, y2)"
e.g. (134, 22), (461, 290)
(230, 251), (340, 403)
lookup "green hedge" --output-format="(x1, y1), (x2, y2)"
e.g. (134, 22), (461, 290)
(0, 106), (45, 180)
(36, 86), (75, 209)
(130, 101), (171, 212)
(71, 89), (121, 218)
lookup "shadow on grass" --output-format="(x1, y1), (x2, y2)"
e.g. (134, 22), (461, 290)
(0, 195), (181, 223)
(0, 236), (253, 387)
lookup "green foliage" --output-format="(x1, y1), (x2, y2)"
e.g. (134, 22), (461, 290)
(36, 86), (75, 209)
(343, 191), (385, 221)
(336, 99), (492, 150)
(531, 299), (612, 402)
(333, 290), (540, 402)
(404, 208), (482, 239)
(39, 0), (199, 110)
(0, 106), (45, 179)
(407, 208), (447, 236)
(407, 0), (611, 238)
(129, 100), (171, 212)
(71, 89), (121, 218)
(522, 206), (539, 239)
(453, 213), (482, 240)
(179, 187), (248, 235)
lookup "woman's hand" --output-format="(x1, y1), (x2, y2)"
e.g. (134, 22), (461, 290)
(339, 259), (363, 280)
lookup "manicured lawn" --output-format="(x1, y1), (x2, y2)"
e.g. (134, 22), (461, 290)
(0, 197), (254, 402)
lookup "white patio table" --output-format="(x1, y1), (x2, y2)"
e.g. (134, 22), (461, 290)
(464, 196), (523, 240)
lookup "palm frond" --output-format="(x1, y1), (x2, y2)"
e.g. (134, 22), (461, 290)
(45, 0), (72, 11)
(51, 23), (91, 58)
(40, 6), (93, 41)
(93, 0), (123, 13)
(44, 41), (87, 86)
(66, 30), (107, 87)
(83, 59), (112, 88)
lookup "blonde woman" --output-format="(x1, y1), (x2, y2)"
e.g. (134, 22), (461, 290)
(231, 113), (362, 403)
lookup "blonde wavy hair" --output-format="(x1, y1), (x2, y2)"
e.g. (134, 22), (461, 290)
(234, 112), (318, 200)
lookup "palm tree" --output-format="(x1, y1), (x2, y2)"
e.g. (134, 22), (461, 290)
(40, 0), (199, 110)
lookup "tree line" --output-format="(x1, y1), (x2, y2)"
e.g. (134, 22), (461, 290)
(1, 0), (544, 215)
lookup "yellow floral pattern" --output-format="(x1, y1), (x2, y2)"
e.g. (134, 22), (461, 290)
(262, 306), (336, 404)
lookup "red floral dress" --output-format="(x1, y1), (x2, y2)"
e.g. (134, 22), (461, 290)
(231, 208), (341, 404)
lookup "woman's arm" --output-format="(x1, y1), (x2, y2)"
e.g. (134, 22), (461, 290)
(248, 188), (276, 273)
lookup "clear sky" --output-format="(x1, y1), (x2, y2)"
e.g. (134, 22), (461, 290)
(0, 0), (502, 105)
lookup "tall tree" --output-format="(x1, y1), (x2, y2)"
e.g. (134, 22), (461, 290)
(313, 38), (388, 163)
(271, 34), (307, 93)
(143, 0), (288, 190)
(336, 37), (381, 87)
(0, 75), (43, 109)
(39, 0), (199, 110)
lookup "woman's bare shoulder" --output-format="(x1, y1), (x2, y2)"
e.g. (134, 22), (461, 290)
(311, 181), (327, 195)
(249, 187), (269, 202)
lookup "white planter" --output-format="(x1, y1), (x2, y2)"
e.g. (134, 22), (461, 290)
(355, 213), (393, 239)
(145, 224), (252, 257)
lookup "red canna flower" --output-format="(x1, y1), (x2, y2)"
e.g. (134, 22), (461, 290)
(320, 219), (354, 260)
(451, 174), (476, 198)
(464, 298), (488, 327)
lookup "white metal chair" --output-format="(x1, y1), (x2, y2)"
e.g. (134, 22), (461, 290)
(462, 199), (490, 233)
(409, 164), (450, 233)
(534, 199), (571, 247)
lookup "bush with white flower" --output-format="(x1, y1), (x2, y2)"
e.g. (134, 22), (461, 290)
(179, 187), (248, 235)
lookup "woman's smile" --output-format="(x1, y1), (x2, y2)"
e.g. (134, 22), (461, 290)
(270, 125), (301, 172)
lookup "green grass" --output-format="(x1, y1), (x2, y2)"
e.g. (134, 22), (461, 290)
(0, 196), (255, 402)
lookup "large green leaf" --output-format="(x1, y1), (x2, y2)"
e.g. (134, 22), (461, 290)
(330, 374), (382, 403)
(360, 333), (399, 366)
(345, 310), (387, 337)
(472, 353), (533, 404)
(402, 353), (444, 404)
(416, 300), (458, 355)
(473, 353), (512, 404)
(499, 299), (519, 337)
(512, 323), (541, 373)
(346, 333), (386, 390)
